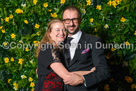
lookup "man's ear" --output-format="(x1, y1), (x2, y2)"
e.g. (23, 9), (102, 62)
(80, 18), (82, 22)
(79, 18), (82, 24)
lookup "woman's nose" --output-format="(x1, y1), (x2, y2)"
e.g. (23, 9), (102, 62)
(59, 30), (63, 35)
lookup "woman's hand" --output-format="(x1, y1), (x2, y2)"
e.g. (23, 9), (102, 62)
(90, 67), (96, 72)
(63, 72), (73, 82)
(71, 67), (96, 76)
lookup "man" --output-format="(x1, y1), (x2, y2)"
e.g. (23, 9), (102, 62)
(62, 6), (110, 91)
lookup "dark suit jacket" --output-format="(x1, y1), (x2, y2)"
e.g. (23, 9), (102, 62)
(63, 31), (110, 91)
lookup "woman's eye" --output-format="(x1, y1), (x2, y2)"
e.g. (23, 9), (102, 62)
(56, 29), (60, 31)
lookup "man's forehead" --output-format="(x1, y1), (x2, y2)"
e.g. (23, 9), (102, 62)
(63, 9), (78, 18)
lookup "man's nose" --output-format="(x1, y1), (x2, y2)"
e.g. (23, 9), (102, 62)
(69, 19), (74, 26)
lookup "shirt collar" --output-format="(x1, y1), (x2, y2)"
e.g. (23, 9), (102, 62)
(68, 29), (82, 38)
(68, 30), (82, 43)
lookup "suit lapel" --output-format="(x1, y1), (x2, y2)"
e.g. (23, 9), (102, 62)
(63, 38), (69, 68)
(69, 32), (86, 67)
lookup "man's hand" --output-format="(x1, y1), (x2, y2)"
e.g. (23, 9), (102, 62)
(63, 73), (84, 86)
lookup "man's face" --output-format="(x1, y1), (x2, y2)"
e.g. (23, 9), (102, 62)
(63, 10), (81, 36)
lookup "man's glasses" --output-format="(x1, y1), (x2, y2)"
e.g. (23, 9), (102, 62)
(63, 18), (80, 24)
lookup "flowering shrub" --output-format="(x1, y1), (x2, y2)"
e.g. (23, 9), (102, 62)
(0, 0), (136, 91)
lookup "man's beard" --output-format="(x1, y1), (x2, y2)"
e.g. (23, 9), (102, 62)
(67, 25), (79, 35)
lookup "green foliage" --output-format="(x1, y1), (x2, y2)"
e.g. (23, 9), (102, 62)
(0, 0), (136, 90)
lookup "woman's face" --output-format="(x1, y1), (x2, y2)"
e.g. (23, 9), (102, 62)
(50, 22), (66, 44)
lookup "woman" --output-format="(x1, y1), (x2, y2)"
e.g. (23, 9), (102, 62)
(35, 19), (95, 91)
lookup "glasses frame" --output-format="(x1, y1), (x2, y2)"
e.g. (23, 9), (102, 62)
(63, 18), (81, 24)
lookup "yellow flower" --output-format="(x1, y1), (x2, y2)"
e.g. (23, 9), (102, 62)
(1, 29), (5, 33)
(18, 60), (23, 64)
(21, 75), (27, 79)
(18, 58), (23, 64)
(30, 60), (33, 64)
(29, 77), (33, 82)
(33, 0), (38, 5)
(86, 0), (91, 5)
(111, 48), (116, 51)
(19, 58), (23, 61)
(13, 85), (18, 90)
(112, 1), (117, 8)
(4, 57), (9, 63)
(107, 0), (112, 6)
(96, 5), (101, 10)
(13, 82), (18, 90)
(30, 82), (35, 87)
(89, 18), (94, 23)
(51, 13), (58, 18)
(13, 82), (17, 86)
(60, 0), (66, 4)
(34, 41), (40, 47)
(125, 76), (133, 83)
(11, 33), (16, 38)
(11, 57), (14, 62)
(1, 18), (3, 22)
(24, 20), (28, 24)
(131, 84), (136, 89)
(81, 8), (86, 15)
(33, 41), (38, 44)
(25, 48), (29, 52)
(134, 31), (136, 35)
(104, 84), (110, 91)
(36, 32), (40, 36)
(19, 40), (23, 43)
(31, 88), (34, 91)
(0, 26), (3, 29)
(48, 9), (52, 12)
(120, 17), (126, 22)
(43, 2), (48, 8)
(18, 60), (22, 64)
(8, 79), (12, 83)
(104, 24), (109, 29)
(5, 17), (9, 22)
(35, 24), (40, 29)
(125, 41), (130, 45)
(106, 54), (110, 59)
(94, 28), (97, 32)
(15, 8), (23, 14)
(115, 0), (122, 4)
(3, 42), (8, 46)
(9, 14), (13, 19)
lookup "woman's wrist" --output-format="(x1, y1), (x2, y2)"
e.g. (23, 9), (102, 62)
(63, 72), (72, 80)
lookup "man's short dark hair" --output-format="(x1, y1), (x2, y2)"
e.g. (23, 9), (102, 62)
(62, 6), (81, 19)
